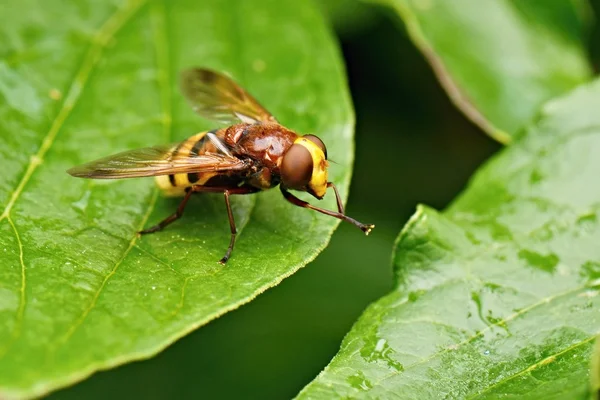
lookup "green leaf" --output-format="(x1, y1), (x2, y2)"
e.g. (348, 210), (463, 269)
(590, 337), (600, 399)
(0, 0), (355, 397)
(298, 79), (600, 398)
(369, 0), (593, 143)
(318, 0), (378, 36)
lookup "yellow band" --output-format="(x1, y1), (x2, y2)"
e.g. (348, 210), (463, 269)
(294, 137), (328, 197)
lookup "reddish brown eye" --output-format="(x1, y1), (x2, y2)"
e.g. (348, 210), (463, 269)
(304, 134), (327, 159)
(281, 144), (313, 190)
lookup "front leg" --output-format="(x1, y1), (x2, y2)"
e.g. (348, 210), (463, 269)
(327, 182), (345, 214)
(280, 186), (374, 235)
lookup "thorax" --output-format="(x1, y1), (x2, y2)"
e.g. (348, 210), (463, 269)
(225, 122), (298, 170)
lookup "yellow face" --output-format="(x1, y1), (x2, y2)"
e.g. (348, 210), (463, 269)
(294, 137), (328, 198)
(279, 134), (329, 199)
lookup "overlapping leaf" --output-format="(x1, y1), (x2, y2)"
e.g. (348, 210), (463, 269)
(370, 0), (593, 142)
(298, 79), (600, 398)
(0, 0), (354, 397)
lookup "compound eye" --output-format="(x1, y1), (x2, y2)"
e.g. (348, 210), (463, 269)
(304, 134), (327, 159)
(281, 144), (313, 190)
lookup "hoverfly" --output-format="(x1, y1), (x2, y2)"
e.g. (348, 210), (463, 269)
(68, 68), (374, 263)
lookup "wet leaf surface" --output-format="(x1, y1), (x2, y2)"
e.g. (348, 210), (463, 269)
(0, 0), (354, 397)
(298, 79), (600, 399)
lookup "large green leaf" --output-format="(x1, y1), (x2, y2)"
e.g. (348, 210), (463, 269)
(370, 0), (593, 143)
(590, 338), (600, 399)
(298, 79), (600, 398)
(0, 0), (355, 397)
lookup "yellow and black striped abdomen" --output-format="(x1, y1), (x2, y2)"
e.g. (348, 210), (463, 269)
(155, 131), (218, 196)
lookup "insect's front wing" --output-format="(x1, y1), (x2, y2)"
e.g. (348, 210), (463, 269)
(67, 144), (252, 179)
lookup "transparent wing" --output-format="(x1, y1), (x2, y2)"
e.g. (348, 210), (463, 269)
(67, 144), (250, 179)
(180, 68), (277, 125)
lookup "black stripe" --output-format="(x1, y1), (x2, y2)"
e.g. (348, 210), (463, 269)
(168, 174), (176, 186)
(187, 172), (199, 183)
(190, 138), (205, 156)
(190, 130), (217, 156)
(190, 136), (206, 157)
(170, 140), (186, 160)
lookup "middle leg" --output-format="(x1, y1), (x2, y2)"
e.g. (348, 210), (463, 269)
(188, 185), (260, 264)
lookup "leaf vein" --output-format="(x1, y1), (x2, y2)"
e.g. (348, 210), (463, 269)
(467, 335), (597, 399)
(0, 216), (27, 360)
(0, 0), (146, 222)
(374, 282), (593, 386)
(53, 0), (170, 350)
(55, 189), (160, 348)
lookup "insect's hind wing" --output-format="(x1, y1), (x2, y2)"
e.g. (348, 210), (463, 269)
(180, 68), (278, 125)
(67, 143), (250, 179)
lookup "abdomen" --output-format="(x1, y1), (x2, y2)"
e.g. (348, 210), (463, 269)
(155, 131), (227, 196)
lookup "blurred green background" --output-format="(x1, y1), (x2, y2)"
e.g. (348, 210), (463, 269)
(50, 2), (600, 399)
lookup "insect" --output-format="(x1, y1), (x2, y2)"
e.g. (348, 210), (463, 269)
(68, 68), (374, 263)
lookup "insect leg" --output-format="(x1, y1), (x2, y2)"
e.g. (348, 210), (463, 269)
(220, 190), (236, 264)
(327, 182), (345, 214)
(188, 185), (260, 264)
(139, 188), (194, 234)
(280, 187), (374, 235)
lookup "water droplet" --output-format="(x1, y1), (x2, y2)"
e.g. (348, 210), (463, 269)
(361, 338), (403, 371)
(347, 372), (372, 391)
(577, 213), (597, 233)
(72, 190), (91, 212)
(374, 339), (386, 353)
(73, 280), (93, 292)
(62, 261), (75, 274)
